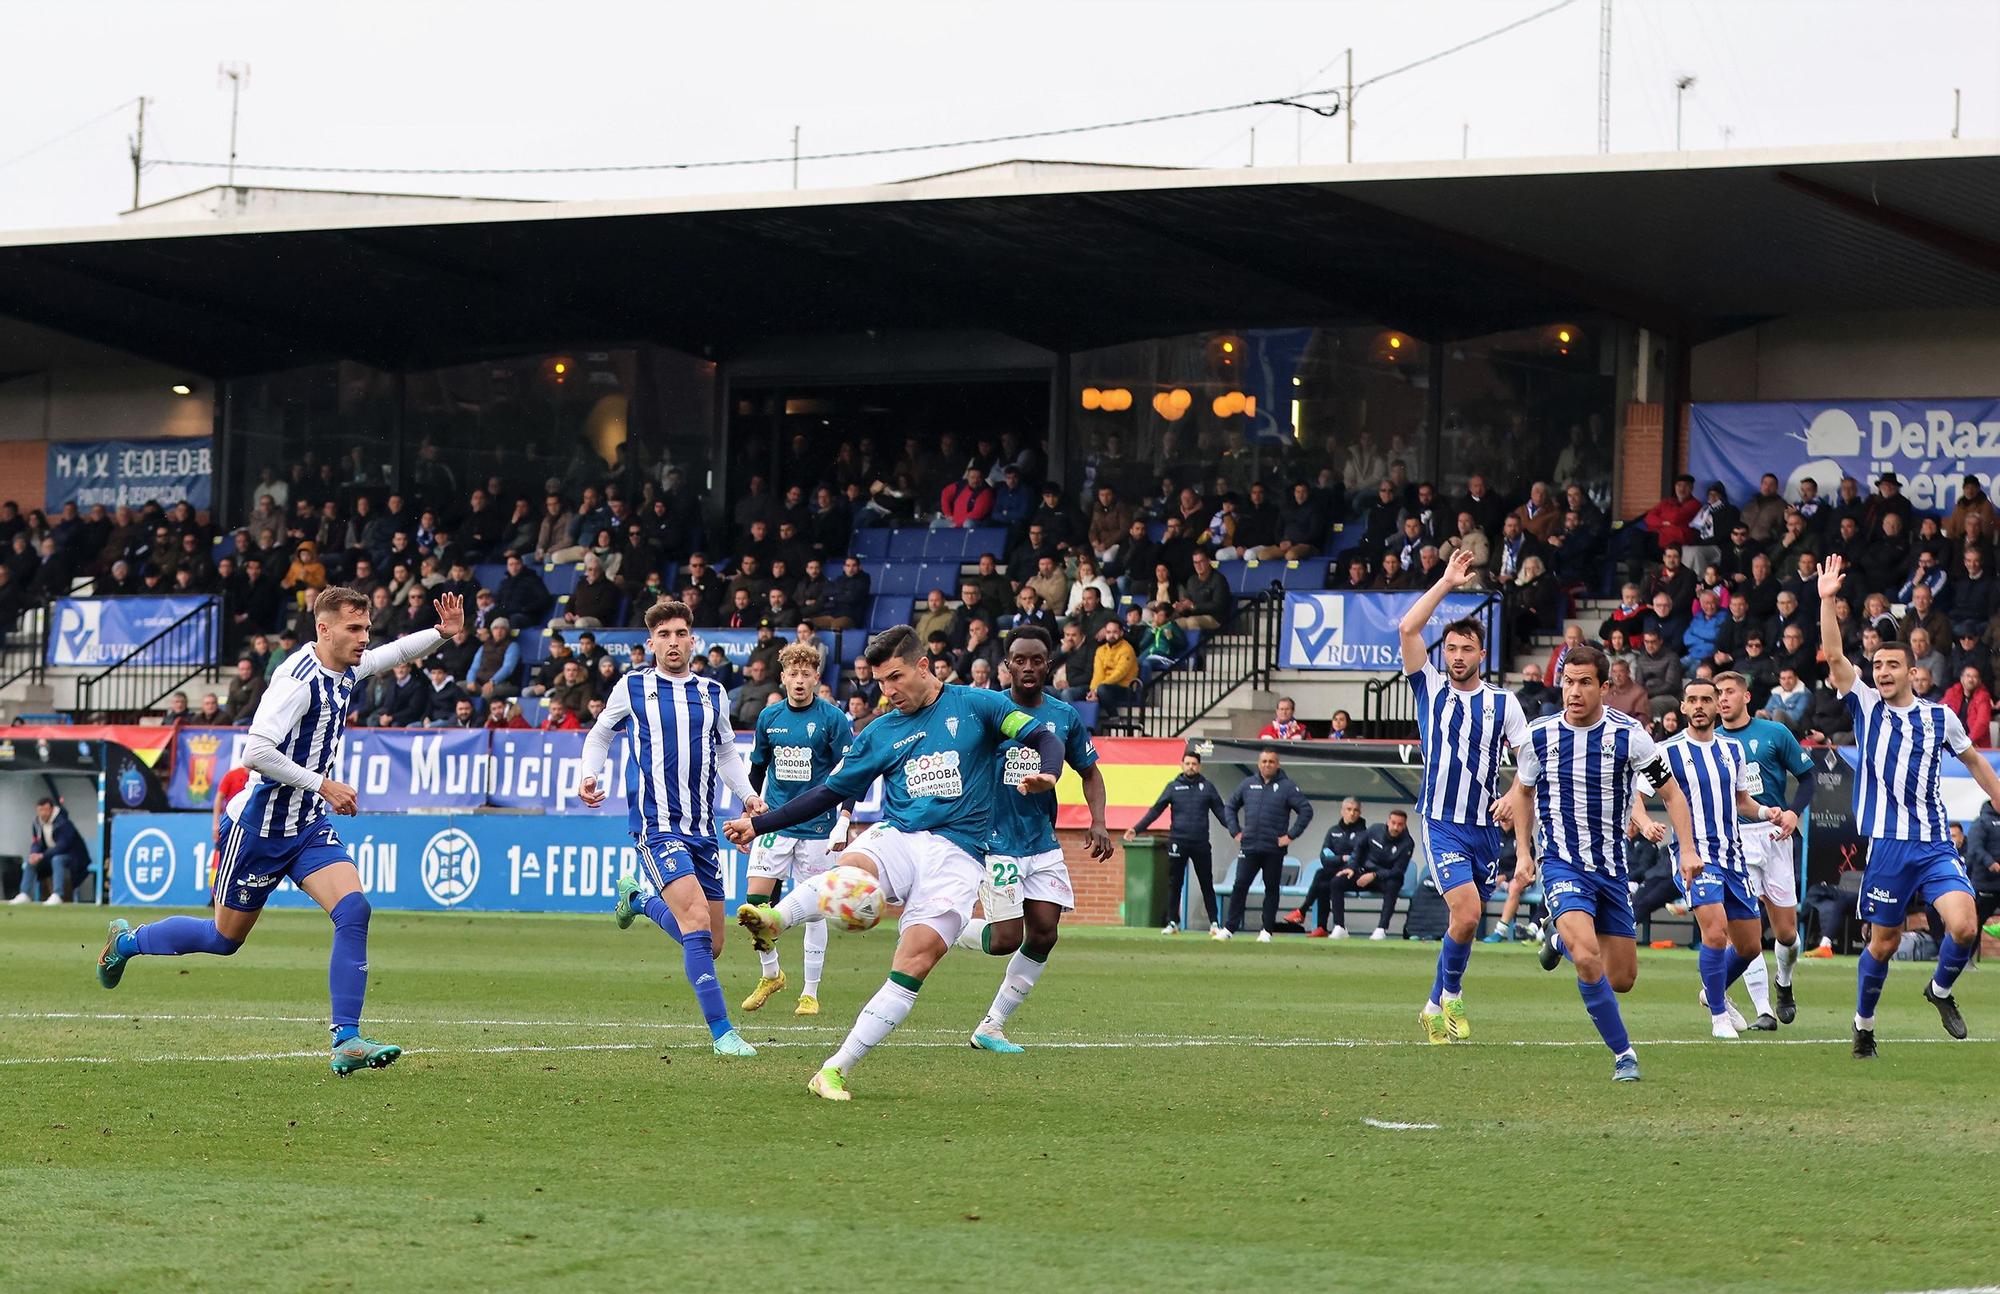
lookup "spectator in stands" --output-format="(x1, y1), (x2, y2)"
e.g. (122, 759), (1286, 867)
(762, 585), (793, 627)
(1858, 512), (1911, 594)
(379, 661), (430, 727)
(484, 697), (526, 729)
(939, 466), (995, 528)
(1008, 522), (1057, 587)
(1603, 656), (1650, 719)
(950, 580), (998, 649)
(1435, 511), (1491, 587)
(1486, 513), (1540, 588)
(1632, 629), (1683, 718)
(1361, 479), (1404, 551)
(1071, 585), (1117, 643)
(26, 797), (89, 904)
(704, 646), (738, 692)
(898, 588), (944, 644)
(555, 554), (618, 629)
(1772, 621), (1820, 690)
(1336, 555), (1374, 591)
(1681, 482), (1735, 574)
(1899, 549), (1947, 604)
(1759, 666), (1812, 734)
(841, 655), (882, 711)
(1223, 749), (1314, 941)
(1086, 484), (1133, 565)
(1865, 471), (1914, 538)
(1377, 552), (1413, 591)
(467, 619), (522, 701)
(673, 553), (721, 627)
(1134, 602), (1184, 684)
(1906, 626), (1948, 689)
(1943, 473), (2000, 540)
(1028, 555), (1070, 613)
(1517, 663), (1559, 720)
(950, 618), (1002, 685)
(1387, 515), (1428, 571)
(1506, 555), (1560, 647)
(790, 557), (831, 624)
(1948, 547), (1996, 635)
(281, 541), (327, 610)
(1741, 473), (1788, 544)
(965, 657), (997, 690)
(161, 691), (193, 725)
(729, 659), (773, 729)
(540, 696), (582, 731)
(1028, 482), (1074, 551)
(495, 552), (553, 626)
(1682, 587), (1725, 671)
(1268, 482), (1326, 559)
(811, 555), (865, 631)
(1258, 697), (1307, 740)
(1087, 618), (1139, 715)
(1457, 474), (1506, 542)
(844, 692), (876, 733)
(225, 657), (265, 726)
(1644, 546), (1695, 614)
(1012, 585), (1056, 636)
(1944, 666), (1995, 746)
(968, 553), (1010, 611)
(1327, 709), (1353, 739)
(1066, 557), (1112, 619)
(991, 463), (1033, 531)
(548, 658), (595, 718)
(195, 693), (225, 725)
(1769, 589), (1809, 647)
(1051, 621), (1096, 703)
(1512, 481), (1560, 542)
(1643, 474), (1701, 557)
(419, 662), (467, 726)
(1546, 508), (1603, 587)
(1643, 590), (1690, 654)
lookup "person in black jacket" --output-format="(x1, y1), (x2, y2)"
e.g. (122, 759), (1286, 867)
(1321, 811), (1414, 939)
(1223, 749), (1314, 940)
(1127, 751), (1238, 933)
(1287, 798), (1368, 936)
(24, 797), (90, 904)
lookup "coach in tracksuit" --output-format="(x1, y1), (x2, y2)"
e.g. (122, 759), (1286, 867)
(1127, 750), (1238, 932)
(1325, 810), (1415, 938)
(1287, 797), (1369, 935)
(1224, 748), (1314, 939)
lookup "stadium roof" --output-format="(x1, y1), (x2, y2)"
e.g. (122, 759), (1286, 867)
(2, 139), (1999, 377)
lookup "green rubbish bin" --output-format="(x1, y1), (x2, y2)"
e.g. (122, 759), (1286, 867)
(1122, 835), (1172, 928)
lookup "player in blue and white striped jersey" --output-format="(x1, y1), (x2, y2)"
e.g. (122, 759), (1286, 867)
(96, 586), (462, 1076)
(1635, 679), (1799, 1040)
(585, 598), (765, 1058)
(1508, 642), (1702, 1081)
(1397, 548), (1530, 1045)
(1816, 555), (2000, 1057)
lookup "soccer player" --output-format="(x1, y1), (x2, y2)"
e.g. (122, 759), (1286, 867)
(1509, 643), (1703, 1081)
(587, 599), (765, 1058)
(725, 625), (1064, 1101)
(1715, 668), (1817, 1027)
(1815, 555), (2000, 1057)
(953, 627), (1113, 1053)
(96, 587), (463, 1075)
(1637, 679), (1799, 1039)
(1398, 548), (1529, 1044)
(740, 642), (853, 1017)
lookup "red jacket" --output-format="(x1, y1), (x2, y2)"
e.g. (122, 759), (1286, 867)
(1643, 494), (1701, 549)
(939, 481), (994, 527)
(1943, 683), (1993, 747)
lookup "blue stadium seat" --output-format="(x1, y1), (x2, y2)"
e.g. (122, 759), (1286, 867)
(516, 696), (546, 726)
(875, 565), (921, 597)
(1279, 562), (1328, 591)
(964, 528), (1009, 560)
(916, 562), (960, 597)
(1146, 522), (1167, 542)
(852, 529), (890, 559)
(869, 597), (909, 631)
(543, 565), (581, 597)
(1070, 700), (1100, 731)
(1218, 560), (1257, 594)
(886, 530), (927, 561)
(472, 562), (507, 591)
(517, 628), (546, 661)
(923, 529), (967, 559)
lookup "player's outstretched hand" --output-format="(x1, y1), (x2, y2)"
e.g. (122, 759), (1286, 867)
(1772, 809), (1799, 841)
(578, 775), (607, 808)
(1816, 555), (1844, 601)
(722, 815), (757, 848)
(1441, 547), (1478, 589)
(433, 590), (466, 637)
(320, 780), (359, 816)
(742, 794), (768, 818)
(1018, 773), (1058, 796)
(1086, 825), (1115, 861)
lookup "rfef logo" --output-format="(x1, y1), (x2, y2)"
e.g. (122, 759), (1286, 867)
(122, 827), (176, 902)
(421, 828), (481, 907)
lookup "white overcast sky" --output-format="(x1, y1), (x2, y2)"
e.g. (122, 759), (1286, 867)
(1, 0), (1995, 231)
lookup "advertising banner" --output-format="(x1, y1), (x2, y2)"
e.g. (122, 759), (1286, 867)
(47, 597), (217, 668)
(47, 438), (213, 510)
(1688, 399), (2000, 512)
(1280, 592), (1497, 671)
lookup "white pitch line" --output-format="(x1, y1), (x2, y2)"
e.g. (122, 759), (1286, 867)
(1361, 1118), (1441, 1130)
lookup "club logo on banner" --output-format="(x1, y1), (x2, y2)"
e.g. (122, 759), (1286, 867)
(1689, 399), (2000, 513)
(47, 438), (214, 510)
(1280, 592), (1495, 671)
(48, 596), (218, 668)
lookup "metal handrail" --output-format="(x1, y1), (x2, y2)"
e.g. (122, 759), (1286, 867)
(1121, 585), (1284, 738)
(73, 597), (220, 721)
(0, 604), (49, 693)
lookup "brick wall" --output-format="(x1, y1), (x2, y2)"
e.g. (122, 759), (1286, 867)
(1055, 828), (1125, 925)
(1616, 401), (1664, 519)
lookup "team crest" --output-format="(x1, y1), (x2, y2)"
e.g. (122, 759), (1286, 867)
(946, 717), (960, 737)
(807, 722), (817, 737)
(185, 732), (222, 800)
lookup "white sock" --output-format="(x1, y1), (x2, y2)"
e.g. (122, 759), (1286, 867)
(802, 919), (826, 997)
(1854, 1012), (1874, 1030)
(775, 878), (828, 928)
(984, 951), (1047, 1029)
(1773, 936), (1799, 987)
(954, 918), (989, 953)
(1441, 989), (1462, 1004)
(828, 978), (918, 1074)
(1740, 953), (1772, 1017)
(758, 946), (781, 978)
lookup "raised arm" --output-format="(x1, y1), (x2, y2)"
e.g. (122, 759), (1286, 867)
(1817, 555), (1857, 692)
(1399, 548), (1478, 674)
(357, 591), (461, 680)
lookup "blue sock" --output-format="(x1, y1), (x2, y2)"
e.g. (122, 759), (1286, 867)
(1856, 949), (1890, 1020)
(1431, 935), (1472, 1003)
(1698, 944), (1728, 1014)
(1933, 935), (1973, 993)
(1428, 945), (1449, 1006)
(1577, 976), (1631, 1055)
(327, 893), (371, 1044)
(680, 930), (732, 1040)
(1722, 947), (1753, 988)
(132, 916), (241, 957)
(643, 895), (685, 946)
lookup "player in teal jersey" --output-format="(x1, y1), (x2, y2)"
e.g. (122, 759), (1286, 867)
(1715, 670), (1818, 1027)
(726, 625), (1064, 1100)
(953, 628), (1113, 1053)
(741, 642), (854, 1017)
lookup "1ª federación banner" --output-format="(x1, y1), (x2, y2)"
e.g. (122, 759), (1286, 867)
(47, 438), (213, 510)
(1280, 591), (1497, 671)
(47, 596), (217, 668)
(1688, 399), (2000, 511)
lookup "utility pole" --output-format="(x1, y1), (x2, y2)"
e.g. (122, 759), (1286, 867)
(1674, 74), (1696, 151)
(1248, 126), (1256, 167)
(1597, 0), (1612, 153)
(1722, 125), (1734, 149)
(219, 62), (251, 188)
(126, 96), (148, 210)
(1461, 122), (1469, 159)
(1344, 48), (1354, 163)
(791, 125), (800, 189)
(1953, 88), (1962, 139)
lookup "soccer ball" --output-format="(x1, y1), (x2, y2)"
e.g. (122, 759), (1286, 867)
(817, 866), (884, 932)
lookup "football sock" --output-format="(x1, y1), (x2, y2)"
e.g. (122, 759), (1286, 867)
(680, 930), (732, 1040)
(1577, 976), (1630, 1055)
(1724, 947), (1754, 987)
(984, 947), (1049, 1029)
(327, 893), (370, 1040)
(1439, 934), (1472, 998)
(642, 895), (685, 946)
(1698, 944), (1729, 1017)
(954, 918), (990, 952)
(1739, 952), (1772, 1016)
(829, 971), (920, 1073)
(802, 918), (827, 997)
(129, 916), (241, 958)
(1856, 948), (1890, 1022)
(1773, 935), (1800, 987)
(1932, 935), (1973, 995)
(758, 945), (782, 978)
(776, 878), (828, 928)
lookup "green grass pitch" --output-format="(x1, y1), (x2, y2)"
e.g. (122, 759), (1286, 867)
(3, 906), (1995, 1293)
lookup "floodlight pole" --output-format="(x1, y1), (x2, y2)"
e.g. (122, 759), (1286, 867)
(1344, 48), (1354, 163)
(127, 97), (147, 209)
(220, 62), (251, 188)
(1674, 75), (1695, 151)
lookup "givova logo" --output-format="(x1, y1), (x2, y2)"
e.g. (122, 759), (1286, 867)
(421, 828), (481, 907)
